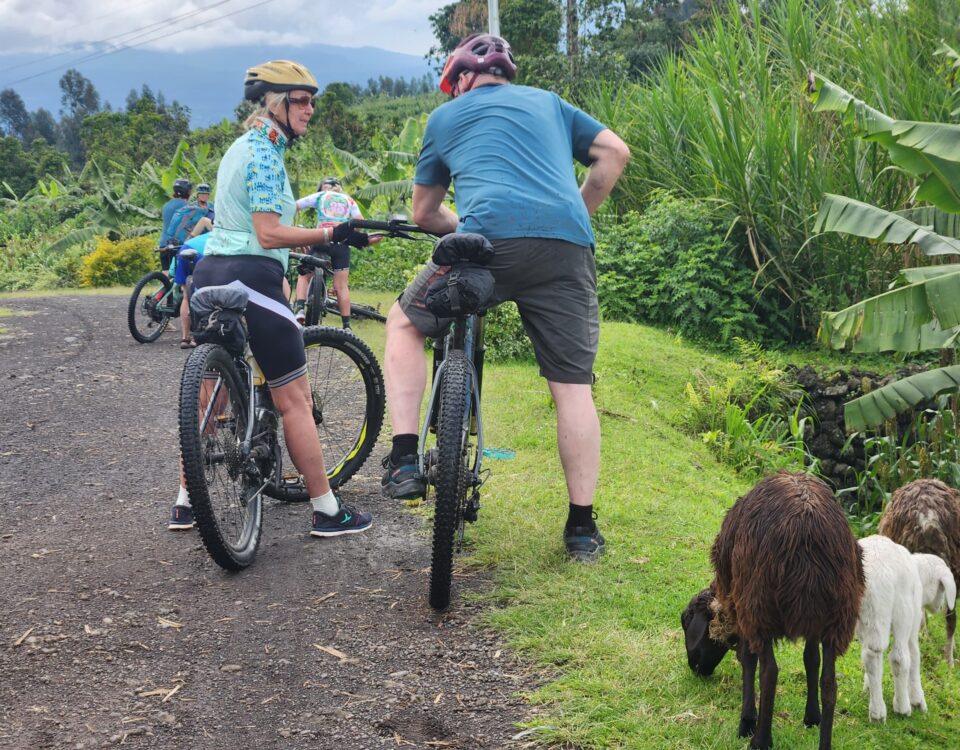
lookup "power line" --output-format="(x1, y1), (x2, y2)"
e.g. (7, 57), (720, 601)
(2, 0), (273, 89)
(0, 0), (175, 73)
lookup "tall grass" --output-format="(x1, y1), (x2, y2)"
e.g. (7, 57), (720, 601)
(585, 0), (959, 339)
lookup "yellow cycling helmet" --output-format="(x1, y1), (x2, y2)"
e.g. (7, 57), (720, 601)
(244, 60), (319, 101)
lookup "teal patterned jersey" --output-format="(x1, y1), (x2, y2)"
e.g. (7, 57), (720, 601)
(203, 119), (296, 271)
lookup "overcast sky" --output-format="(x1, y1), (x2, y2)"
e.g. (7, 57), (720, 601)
(0, 0), (449, 58)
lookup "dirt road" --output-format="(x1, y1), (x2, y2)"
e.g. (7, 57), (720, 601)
(0, 295), (534, 749)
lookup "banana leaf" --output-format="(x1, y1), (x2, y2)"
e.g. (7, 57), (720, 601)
(818, 271), (960, 352)
(844, 366), (960, 432)
(43, 226), (100, 255)
(814, 194), (960, 256)
(896, 206), (960, 239)
(354, 179), (413, 202)
(808, 74), (960, 211)
(896, 264), (960, 284)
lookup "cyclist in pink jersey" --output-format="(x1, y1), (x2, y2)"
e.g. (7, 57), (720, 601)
(293, 177), (366, 329)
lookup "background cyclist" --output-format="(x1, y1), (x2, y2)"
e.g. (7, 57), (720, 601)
(380, 34), (630, 562)
(168, 60), (374, 536)
(158, 178), (192, 276)
(293, 177), (368, 330)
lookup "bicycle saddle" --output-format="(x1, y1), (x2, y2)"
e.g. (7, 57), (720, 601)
(431, 233), (494, 266)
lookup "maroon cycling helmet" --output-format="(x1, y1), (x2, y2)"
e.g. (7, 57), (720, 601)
(439, 33), (517, 97)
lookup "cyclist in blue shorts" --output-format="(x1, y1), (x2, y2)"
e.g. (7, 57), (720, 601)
(168, 60), (374, 536)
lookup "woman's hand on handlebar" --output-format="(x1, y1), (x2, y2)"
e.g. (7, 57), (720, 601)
(331, 222), (372, 248)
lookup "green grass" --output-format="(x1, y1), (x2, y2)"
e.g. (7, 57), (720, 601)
(443, 321), (960, 749)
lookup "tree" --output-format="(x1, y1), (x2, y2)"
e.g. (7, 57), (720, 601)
(30, 108), (58, 145)
(0, 136), (37, 198)
(0, 89), (32, 141)
(59, 69), (100, 119)
(58, 69), (101, 167)
(29, 138), (68, 181)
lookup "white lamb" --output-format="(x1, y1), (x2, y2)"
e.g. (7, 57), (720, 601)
(856, 535), (926, 721)
(913, 551), (958, 664)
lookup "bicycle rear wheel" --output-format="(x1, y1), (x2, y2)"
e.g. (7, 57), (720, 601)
(304, 271), (326, 326)
(128, 271), (172, 343)
(179, 344), (262, 570)
(429, 350), (474, 610)
(265, 327), (385, 501)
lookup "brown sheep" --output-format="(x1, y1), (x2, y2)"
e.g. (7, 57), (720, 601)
(879, 478), (960, 666)
(710, 472), (864, 750)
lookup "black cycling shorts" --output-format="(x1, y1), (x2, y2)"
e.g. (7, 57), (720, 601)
(299, 242), (350, 274)
(191, 255), (306, 388)
(159, 247), (179, 272)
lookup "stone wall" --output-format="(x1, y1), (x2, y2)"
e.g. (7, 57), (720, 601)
(790, 364), (929, 490)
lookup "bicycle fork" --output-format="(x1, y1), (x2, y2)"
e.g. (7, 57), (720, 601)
(419, 355), (485, 532)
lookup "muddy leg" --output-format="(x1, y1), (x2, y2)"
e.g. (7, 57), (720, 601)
(751, 640), (777, 750)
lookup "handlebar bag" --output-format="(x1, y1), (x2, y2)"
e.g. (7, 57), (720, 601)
(424, 264), (495, 318)
(190, 284), (249, 355)
(431, 232), (494, 266)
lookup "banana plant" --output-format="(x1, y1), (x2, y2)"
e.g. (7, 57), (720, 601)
(44, 159), (157, 255)
(808, 56), (960, 431)
(328, 116), (435, 217)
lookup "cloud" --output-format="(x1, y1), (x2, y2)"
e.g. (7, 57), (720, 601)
(0, 0), (448, 56)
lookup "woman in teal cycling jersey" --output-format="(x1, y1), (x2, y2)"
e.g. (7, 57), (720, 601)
(169, 60), (373, 538)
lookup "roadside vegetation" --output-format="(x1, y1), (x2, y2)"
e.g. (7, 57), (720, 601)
(4, 0), (960, 748)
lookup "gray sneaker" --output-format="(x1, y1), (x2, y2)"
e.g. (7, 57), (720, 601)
(168, 504), (195, 530)
(563, 524), (605, 562)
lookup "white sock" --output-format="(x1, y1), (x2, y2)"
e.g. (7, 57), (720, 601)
(310, 490), (339, 515)
(175, 485), (191, 507)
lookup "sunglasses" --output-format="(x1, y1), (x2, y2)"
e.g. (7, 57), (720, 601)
(286, 94), (317, 107)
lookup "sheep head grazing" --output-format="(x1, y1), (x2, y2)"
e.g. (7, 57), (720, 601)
(681, 587), (736, 676)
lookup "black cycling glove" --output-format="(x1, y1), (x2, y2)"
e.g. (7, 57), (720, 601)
(331, 222), (370, 248)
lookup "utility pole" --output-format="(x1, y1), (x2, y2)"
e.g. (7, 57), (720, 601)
(488, 0), (500, 36)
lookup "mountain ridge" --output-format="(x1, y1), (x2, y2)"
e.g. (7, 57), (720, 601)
(0, 43), (435, 127)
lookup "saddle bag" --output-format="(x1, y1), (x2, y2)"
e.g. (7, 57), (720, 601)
(424, 265), (495, 318)
(190, 284), (249, 355)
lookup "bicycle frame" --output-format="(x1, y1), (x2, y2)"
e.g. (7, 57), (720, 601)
(194, 348), (275, 498)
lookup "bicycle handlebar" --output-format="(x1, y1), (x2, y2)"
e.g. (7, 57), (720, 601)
(348, 219), (438, 242)
(289, 251), (330, 270)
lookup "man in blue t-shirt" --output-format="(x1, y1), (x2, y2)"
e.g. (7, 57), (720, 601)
(158, 178), (192, 274)
(380, 34), (630, 562)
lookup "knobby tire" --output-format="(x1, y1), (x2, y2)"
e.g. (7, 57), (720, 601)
(304, 271), (325, 327)
(429, 350), (472, 610)
(179, 344), (262, 570)
(128, 271), (172, 343)
(264, 326), (385, 502)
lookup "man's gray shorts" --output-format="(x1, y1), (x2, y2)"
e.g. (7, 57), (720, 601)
(398, 237), (599, 384)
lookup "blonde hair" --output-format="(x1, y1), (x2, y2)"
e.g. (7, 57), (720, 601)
(244, 91), (287, 130)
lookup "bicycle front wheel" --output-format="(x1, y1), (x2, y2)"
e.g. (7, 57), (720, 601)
(266, 327), (385, 501)
(304, 271), (326, 326)
(128, 271), (172, 343)
(179, 344), (262, 570)
(429, 350), (474, 610)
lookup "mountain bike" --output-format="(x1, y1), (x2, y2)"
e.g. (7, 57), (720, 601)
(127, 247), (187, 343)
(179, 252), (385, 570)
(351, 220), (488, 610)
(291, 249), (386, 326)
